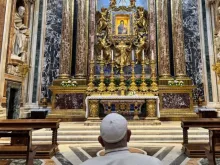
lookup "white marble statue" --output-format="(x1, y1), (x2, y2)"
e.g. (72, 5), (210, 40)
(11, 6), (30, 61)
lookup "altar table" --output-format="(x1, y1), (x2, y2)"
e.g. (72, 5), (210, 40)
(85, 95), (160, 118)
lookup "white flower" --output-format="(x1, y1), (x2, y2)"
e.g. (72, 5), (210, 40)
(68, 80), (71, 83)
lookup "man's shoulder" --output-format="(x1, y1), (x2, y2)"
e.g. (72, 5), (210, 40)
(127, 153), (162, 164)
(80, 156), (103, 165)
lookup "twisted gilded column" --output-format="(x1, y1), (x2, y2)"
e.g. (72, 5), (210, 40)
(75, 0), (89, 79)
(171, 0), (187, 77)
(157, 0), (171, 78)
(58, 0), (72, 79)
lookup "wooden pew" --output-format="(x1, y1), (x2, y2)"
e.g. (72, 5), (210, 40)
(204, 128), (220, 165)
(181, 118), (220, 158)
(0, 119), (60, 159)
(0, 128), (37, 165)
(0, 160), (11, 165)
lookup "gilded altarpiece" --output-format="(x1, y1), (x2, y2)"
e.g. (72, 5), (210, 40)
(48, 0), (198, 121)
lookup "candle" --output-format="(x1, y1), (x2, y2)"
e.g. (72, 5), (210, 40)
(112, 50), (114, 61)
(151, 50), (155, 61)
(132, 49), (135, 61)
(91, 48), (94, 60)
(142, 50), (145, 60)
(101, 50), (103, 60)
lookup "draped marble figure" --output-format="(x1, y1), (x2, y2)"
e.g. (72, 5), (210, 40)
(11, 6), (30, 61)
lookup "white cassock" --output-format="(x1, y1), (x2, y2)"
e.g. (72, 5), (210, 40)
(80, 147), (163, 165)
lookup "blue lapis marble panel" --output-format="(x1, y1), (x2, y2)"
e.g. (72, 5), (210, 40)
(41, 0), (63, 100)
(182, 0), (204, 100)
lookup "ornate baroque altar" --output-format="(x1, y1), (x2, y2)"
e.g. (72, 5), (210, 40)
(47, 0), (198, 121)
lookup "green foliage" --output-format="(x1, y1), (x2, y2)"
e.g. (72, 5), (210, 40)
(93, 78), (100, 86)
(135, 78), (142, 87)
(114, 78), (121, 87)
(125, 79), (132, 87)
(104, 78), (111, 86)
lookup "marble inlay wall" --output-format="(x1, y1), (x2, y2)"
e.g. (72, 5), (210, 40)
(182, 0), (204, 100)
(55, 93), (84, 109)
(41, 0), (63, 99)
(32, 0), (43, 103)
(162, 93), (190, 109)
(6, 82), (22, 119)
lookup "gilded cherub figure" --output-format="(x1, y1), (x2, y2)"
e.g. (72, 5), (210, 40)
(130, 0), (136, 7)
(110, 0), (116, 8)
(97, 8), (109, 34)
(136, 7), (148, 34)
(96, 35), (112, 64)
(134, 36), (148, 64)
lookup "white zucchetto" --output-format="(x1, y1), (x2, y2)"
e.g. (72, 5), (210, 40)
(100, 113), (127, 143)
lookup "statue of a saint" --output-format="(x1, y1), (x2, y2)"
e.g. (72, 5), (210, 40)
(115, 41), (132, 67)
(11, 6), (30, 61)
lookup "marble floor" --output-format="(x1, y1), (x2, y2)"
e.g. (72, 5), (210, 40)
(7, 144), (218, 165)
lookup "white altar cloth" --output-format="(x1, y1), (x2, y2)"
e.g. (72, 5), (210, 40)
(85, 95), (160, 118)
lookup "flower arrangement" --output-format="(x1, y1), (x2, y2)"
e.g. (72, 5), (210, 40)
(168, 80), (184, 86)
(60, 80), (78, 87)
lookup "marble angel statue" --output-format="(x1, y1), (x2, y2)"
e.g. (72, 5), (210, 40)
(11, 6), (30, 62)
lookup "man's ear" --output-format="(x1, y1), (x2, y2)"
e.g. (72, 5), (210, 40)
(98, 136), (105, 147)
(127, 129), (131, 142)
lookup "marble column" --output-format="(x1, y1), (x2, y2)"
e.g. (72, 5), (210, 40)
(149, 0), (157, 61)
(0, 0), (12, 118)
(89, 0), (96, 62)
(157, 0), (171, 78)
(75, 0), (89, 79)
(171, 0), (187, 77)
(58, 0), (72, 79)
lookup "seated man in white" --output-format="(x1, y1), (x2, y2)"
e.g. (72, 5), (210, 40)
(81, 113), (163, 165)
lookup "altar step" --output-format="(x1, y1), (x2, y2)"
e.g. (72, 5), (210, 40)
(31, 122), (209, 144)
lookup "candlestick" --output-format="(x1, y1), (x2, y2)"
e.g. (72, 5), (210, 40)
(91, 48), (94, 60)
(132, 49), (135, 61)
(142, 50), (145, 60)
